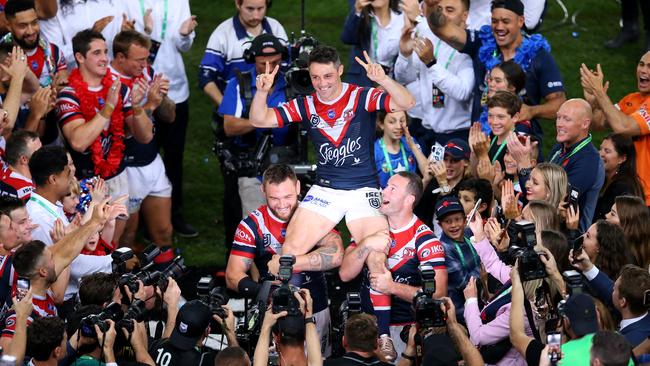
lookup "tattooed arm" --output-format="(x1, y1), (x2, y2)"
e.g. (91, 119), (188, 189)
(293, 231), (344, 272)
(426, 4), (467, 51)
(225, 254), (254, 292)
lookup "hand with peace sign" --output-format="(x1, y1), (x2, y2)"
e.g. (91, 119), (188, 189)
(255, 61), (279, 94)
(355, 50), (387, 84)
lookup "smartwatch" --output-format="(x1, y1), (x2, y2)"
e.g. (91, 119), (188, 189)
(414, 14), (425, 24)
(305, 316), (316, 325)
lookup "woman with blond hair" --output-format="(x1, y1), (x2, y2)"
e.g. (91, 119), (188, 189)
(524, 163), (567, 210)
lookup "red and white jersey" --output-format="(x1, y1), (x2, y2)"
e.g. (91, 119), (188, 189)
(1, 290), (57, 339)
(0, 167), (34, 201)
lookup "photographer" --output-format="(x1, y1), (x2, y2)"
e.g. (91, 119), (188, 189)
(25, 316), (67, 366)
(324, 313), (392, 366)
(571, 250), (650, 346)
(253, 289), (321, 366)
(148, 299), (219, 366)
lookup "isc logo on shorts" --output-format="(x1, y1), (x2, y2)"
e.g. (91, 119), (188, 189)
(365, 191), (381, 209)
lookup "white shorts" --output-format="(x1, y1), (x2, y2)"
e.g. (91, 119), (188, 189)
(389, 324), (411, 363)
(314, 307), (332, 358)
(125, 155), (172, 214)
(105, 169), (129, 203)
(299, 185), (383, 224)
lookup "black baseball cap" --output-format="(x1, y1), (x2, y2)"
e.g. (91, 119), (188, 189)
(564, 294), (598, 337)
(170, 300), (212, 350)
(435, 196), (465, 220)
(248, 33), (286, 58)
(444, 139), (471, 160)
(491, 0), (525, 16)
(422, 333), (461, 365)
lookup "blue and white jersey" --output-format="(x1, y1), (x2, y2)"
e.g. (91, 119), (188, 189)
(198, 15), (288, 93)
(273, 83), (391, 190)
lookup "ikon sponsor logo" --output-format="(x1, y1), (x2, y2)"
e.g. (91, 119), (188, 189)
(236, 230), (252, 242)
(318, 137), (362, 166)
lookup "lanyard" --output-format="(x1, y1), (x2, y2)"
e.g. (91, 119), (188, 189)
(489, 135), (508, 164)
(380, 138), (409, 176)
(550, 134), (592, 165)
(371, 17), (379, 62)
(29, 195), (60, 220)
(434, 39), (456, 70)
(140, 0), (168, 41)
(453, 237), (479, 269)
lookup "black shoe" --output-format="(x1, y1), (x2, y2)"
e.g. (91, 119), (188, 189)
(604, 29), (639, 49)
(172, 216), (199, 238)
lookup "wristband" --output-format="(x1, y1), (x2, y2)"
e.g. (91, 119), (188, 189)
(401, 353), (416, 362)
(237, 276), (261, 298)
(305, 316), (316, 325)
(426, 58), (437, 68)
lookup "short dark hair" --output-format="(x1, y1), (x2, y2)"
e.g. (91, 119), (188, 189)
(112, 30), (151, 57)
(28, 145), (68, 186)
(79, 272), (120, 306)
(0, 195), (25, 218)
(27, 316), (65, 361)
(344, 314), (378, 352)
(493, 60), (526, 94)
(4, 0), (35, 19)
(617, 264), (650, 315)
(6, 130), (39, 166)
(457, 178), (493, 219)
(72, 28), (105, 59)
(262, 164), (297, 186)
(65, 304), (103, 352)
(308, 45), (341, 67)
(487, 90), (522, 118)
(213, 346), (249, 366)
(13, 240), (46, 278)
(590, 330), (633, 366)
(396, 171), (423, 207)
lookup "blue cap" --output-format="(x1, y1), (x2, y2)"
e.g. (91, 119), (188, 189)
(564, 294), (598, 337)
(435, 196), (465, 220)
(444, 139), (470, 160)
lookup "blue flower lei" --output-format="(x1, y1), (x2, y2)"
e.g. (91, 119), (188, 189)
(477, 25), (551, 72)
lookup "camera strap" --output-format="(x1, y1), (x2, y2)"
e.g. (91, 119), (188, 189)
(524, 297), (541, 341)
(235, 71), (254, 119)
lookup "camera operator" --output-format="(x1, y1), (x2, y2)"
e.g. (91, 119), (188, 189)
(253, 288), (321, 366)
(571, 250), (650, 347)
(339, 171), (447, 361)
(324, 313), (392, 366)
(396, 297), (484, 366)
(226, 164), (343, 354)
(218, 33), (299, 218)
(148, 299), (222, 366)
(78, 272), (120, 308)
(0, 199), (110, 351)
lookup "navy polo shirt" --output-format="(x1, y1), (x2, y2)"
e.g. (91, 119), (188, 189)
(548, 135), (604, 231)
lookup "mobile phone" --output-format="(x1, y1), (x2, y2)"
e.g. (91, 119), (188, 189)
(16, 277), (29, 301)
(466, 198), (482, 225)
(430, 144), (445, 162)
(571, 235), (583, 263)
(566, 184), (580, 211)
(547, 332), (562, 363)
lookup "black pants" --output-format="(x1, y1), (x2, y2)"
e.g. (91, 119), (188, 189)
(157, 100), (188, 217)
(621, 0), (650, 31)
(222, 169), (242, 256)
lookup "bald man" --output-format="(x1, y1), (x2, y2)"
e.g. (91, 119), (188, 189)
(581, 52), (650, 206)
(548, 98), (604, 231)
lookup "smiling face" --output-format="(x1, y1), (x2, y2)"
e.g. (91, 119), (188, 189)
(262, 178), (299, 222)
(555, 100), (590, 146)
(637, 52), (650, 95)
(8, 9), (40, 50)
(9, 207), (34, 244)
(491, 8), (523, 48)
(76, 39), (109, 79)
(487, 67), (513, 97)
(503, 151), (518, 175)
(380, 111), (407, 141)
(488, 106), (515, 138)
(380, 174), (413, 216)
(525, 169), (548, 201)
(599, 138), (626, 175)
(308, 61), (344, 102)
(444, 155), (467, 182)
(439, 212), (465, 241)
(605, 203), (620, 225)
(582, 223), (599, 262)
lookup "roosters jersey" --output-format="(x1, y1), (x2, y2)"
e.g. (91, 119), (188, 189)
(26, 42), (67, 86)
(273, 83), (391, 190)
(231, 205), (328, 313)
(353, 215), (446, 324)
(0, 167), (33, 201)
(1, 290), (57, 339)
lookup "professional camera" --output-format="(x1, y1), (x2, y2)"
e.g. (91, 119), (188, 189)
(79, 302), (123, 338)
(412, 265), (446, 330)
(271, 255), (302, 316)
(285, 31), (318, 97)
(508, 221), (547, 281)
(116, 299), (148, 333)
(197, 276), (230, 319)
(563, 270), (584, 295)
(119, 256), (187, 298)
(111, 248), (134, 275)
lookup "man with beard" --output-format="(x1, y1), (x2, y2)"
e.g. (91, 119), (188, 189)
(338, 172), (447, 361)
(55, 30), (153, 243)
(0, 198), (110, 350)
(225, 164), (344, 357)
(428, 0), (566, 141)
(199, 0), (288, 244)
(581, 51), (650, 207)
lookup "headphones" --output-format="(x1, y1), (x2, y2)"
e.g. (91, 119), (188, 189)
(242, 36), (289, 64)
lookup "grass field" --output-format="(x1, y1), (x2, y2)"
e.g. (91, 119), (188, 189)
(174, 0), (643, 268)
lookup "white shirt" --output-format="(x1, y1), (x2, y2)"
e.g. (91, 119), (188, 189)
(620, 313), (649, 331)
(26, 191), (68, 246)
(40, 0), (128, 67)
(394, 22), (474, 133)
(369, 10), (405, 69)
(123, 0), (195, 103)
(65, 254), (112, 300)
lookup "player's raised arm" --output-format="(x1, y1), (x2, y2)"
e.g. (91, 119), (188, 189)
(249, 61), (281, 128)
(356, 51), (415, 112)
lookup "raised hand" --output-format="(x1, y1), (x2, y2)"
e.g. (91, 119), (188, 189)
(106, 79), (121, 108)
(28, 86), (53, 120)
(92, 16), (114, 33)
(399, 23), (416, 57)
(476, 158), (496, 182)
(255, 61), (279, 93)
(179, 15), (198, 36)
(130, 77), (149, 106)
(429, 160), (448, 186)
(580, 63), (608, 99)
(501, 179), (521, 219)
(469, 122), (489, 157)
(399, 0), (421, 23)
(506, 132), (534, 168)
(2, 46), (28, 80)
(414, 36), (434, 65)
(355, 50), (387, 84)
(354, 0), (372, 13)
(143, 9), (154, 34)
(463, 276), (478, 299)
(121, 13), (135, 32)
